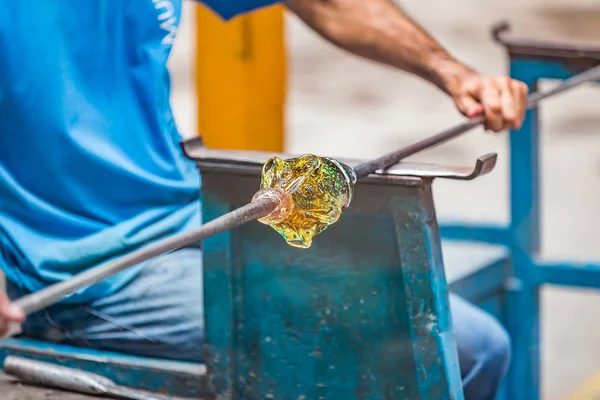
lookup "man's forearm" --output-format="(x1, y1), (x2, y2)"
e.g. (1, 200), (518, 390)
(285, 0), (475, 95)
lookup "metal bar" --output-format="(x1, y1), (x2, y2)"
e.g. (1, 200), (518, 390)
(184, 147), (499, 182)
(533, 261), (600, 289)
(492, 21), (600, 61)
(352, 64), (600, 179)
(505, 64), (541, 400)
(3, 356), (190, 400)
(439, 223), (509, 245)
(448, 256), (508, 302)
(14, 196), (278, 316)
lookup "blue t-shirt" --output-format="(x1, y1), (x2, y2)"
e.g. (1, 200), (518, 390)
(0, 0), (278, 303)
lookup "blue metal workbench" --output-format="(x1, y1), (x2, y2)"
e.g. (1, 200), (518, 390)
(441, 22), (600, 400)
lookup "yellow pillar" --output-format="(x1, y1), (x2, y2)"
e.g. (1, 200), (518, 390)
(195, 4), (286, 152)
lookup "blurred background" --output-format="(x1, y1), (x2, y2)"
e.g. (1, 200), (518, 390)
(169, 1), (599, 398)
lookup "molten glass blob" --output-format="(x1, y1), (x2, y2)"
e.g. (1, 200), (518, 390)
(252, 154), (356, 249)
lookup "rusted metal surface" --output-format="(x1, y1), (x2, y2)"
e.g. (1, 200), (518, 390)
(492, 21), (600, 73)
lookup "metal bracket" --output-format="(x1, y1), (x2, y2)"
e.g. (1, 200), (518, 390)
(180, 138), (497, 182)
(492, 21), (600, 74)
(378, 153), (497, 181)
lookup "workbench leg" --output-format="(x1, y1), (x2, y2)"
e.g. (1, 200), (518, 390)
(201, 192), (235, 396)
(392, 188), (464, 400)
(506, 69), (541, 400)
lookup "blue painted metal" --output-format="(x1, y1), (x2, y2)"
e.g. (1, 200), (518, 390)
(200, 162), (464, 399)
(439, 25), (600, 400)
(534, 261), (600, 288)
(479, 296), (502, 320)
(449, 256), (508, 302)
(505, 59), (585, 83)
(439, 223), (508, 245)
(0, 338), (206, 397)
(505, 69), (542, 400)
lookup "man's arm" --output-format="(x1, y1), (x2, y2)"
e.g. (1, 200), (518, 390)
(285, 0), (528, 132)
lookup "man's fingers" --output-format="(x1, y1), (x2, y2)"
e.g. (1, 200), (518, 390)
(0, 292), (25, 322)
(512, 80), (529, 129)
(455, 74), (529, 133)
(0, 292), (22, 338)
(480, 80), (503, 132)
(497, 77), (519, 130)
(455, 94), (483, 118)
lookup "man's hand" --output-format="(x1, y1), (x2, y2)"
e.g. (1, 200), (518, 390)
(0, 291), (25, 337)
(286, 0), (529, 132)
(449, 72), (529, 132)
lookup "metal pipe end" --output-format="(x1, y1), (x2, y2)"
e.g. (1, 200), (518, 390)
(252, 188), (294, 224)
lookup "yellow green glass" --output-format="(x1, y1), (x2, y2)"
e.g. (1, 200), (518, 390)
(252, 154), (356, 249)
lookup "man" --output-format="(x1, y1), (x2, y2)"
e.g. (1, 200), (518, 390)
(0, 0), (527, 399)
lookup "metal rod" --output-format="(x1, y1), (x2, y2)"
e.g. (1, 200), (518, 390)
(14, 196), (278, 316)
(3, 356), (190, 400)
(10, 65), (600, 319)
(353, 64), (600, 179)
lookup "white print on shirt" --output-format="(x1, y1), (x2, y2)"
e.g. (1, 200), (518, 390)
(153, 0), (178, 45)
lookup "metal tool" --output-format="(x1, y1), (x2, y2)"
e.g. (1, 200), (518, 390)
(6, 64), (600, 328)
(3, 356), (192, 400)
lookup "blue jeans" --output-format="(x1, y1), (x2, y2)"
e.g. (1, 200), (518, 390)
(7, 247), (510, 400)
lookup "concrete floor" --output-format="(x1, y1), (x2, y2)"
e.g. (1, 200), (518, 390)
(0, 3), (597, 399)
(168, 1), (600, 399)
